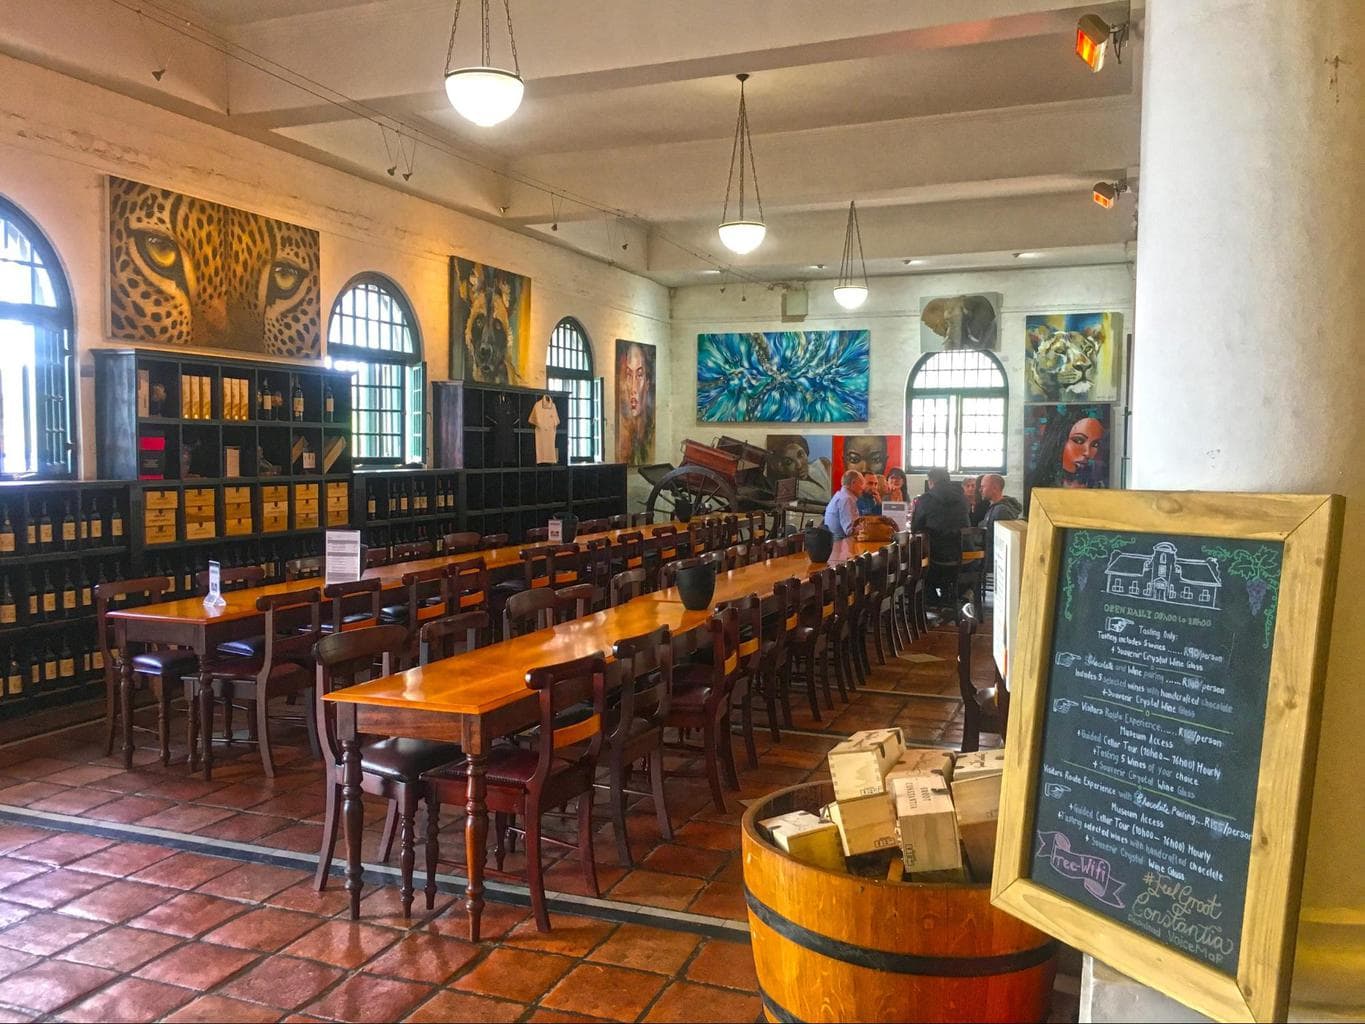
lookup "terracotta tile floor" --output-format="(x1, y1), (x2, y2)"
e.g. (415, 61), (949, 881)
(0, 624), (1063, 1022)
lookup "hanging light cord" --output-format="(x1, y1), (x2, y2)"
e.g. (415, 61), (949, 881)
(721, 74), (763, 224)
(444, 0), (520, 75)
(838, 201), (867, 289)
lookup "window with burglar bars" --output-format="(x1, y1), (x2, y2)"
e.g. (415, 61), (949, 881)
(326, 274), (425, 466)
(905, 350), (1007, 474)
(0, 199), (75, 478)
(546, 318), (602, 463)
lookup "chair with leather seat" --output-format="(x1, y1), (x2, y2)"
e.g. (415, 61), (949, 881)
(722, 544), (748, 571)
(602, 626), (674, 866)
(665, 607), (742, 813)
(503, 588), (560, 639)
(716, 594), (764, 770)
(442, 531), (482, 555)
(379, 567), (453, 660)
(191, 589), (322, 779)
(392, 540), (438, 562)
(647, 527), (681, 589)
(607, 514), (629, 529)
(580, 538), (613, 611)
(765, 577), (802, 734)
(609, 568), (646, 607)
(321, 577), (382, 635)
(193, 566), (267, 741)
(555, 583), (595, 622)
(363, 545), (390, 570)
(788, 572), (833, 721)
(577, 518), (609, 535)
(96, 577), (197, 769)
(630, 512), (652, 527)
(958, 603), (1009, 752)
(524, 527), (550, 544)
(449, 557), (489, 615)
(419, 610), (489, 666)
(614, 531), (645, 577)
(313, 624), (460, 918)
(479, 533), (509, 549)
(422, 653), (609, 931)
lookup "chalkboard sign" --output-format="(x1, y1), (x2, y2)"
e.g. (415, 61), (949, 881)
(992, 490), (1342, 1023)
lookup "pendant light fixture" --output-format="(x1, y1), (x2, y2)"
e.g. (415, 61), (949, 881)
(832, 201), (869, 310)
(718, 73), (766, 255)
(443, 0), (524, 128)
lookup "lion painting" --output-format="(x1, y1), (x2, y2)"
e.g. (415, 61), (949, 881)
(1024, 312), (1122, 402)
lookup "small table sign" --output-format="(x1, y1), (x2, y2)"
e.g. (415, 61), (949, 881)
(325, 530), (362, 586)
(203, 560), (226, 608)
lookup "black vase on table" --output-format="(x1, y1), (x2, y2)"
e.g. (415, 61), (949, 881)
(805, 525), (834, 564)
(673, 497), (694, 524)
(675, 562), (717, 611)
(555, 513), (579, 542)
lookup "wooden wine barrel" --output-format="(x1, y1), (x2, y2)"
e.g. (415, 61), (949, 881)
(742, 782), (1057, 1023)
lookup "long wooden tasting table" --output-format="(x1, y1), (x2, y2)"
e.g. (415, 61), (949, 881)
(324, 539), (879, 940)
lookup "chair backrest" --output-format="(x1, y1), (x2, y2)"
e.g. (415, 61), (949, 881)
(611, 625), (673, 732)
(555, 583), (595, 622)
(702, 605), (741, 707)
(582, 538), (613, 591)
(401, 566), (452, 632)
(480, 533), (510, 549)
(95, 576), (172, 662)
(768, 577), (801, 657)
(630, 512), (652, 527)
(393, 540), (437, 562)
(658, 556), (705, 590)
(323, 577), (382, 633)
(363, 545), (391, 569)
(419, 610), (489, 665)
(609, 568), (646, 607)
(607, 514), (629, 530)
(652, 524), (680, 562)
(285, 555), (324, 582)
(815, 567), (837, 626)
(722, 544), (747, 571)
(196, 565), (265, 596)
(547, 544), (582, 587)
(716, 593), (762, 675)
(524, 526), (550, 544)
(443, 531), (482, 555)
(314, 623), (407, 764)
(786, 531), (806, 556)
(525, 653), (609, 782)
(722, 514), (741, 545)
(616, 531), (645, 572)
(449, 557), (489, 611)
(504, 587), (559, 638)
(258, 588), (322, 670)
(762, 538), (782, 561)
(578, 518), (609, 535)
(698, 549), (724, 573)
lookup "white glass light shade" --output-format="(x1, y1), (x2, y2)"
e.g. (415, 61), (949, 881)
(717, 220), (766, 255)
(832, 284), (868, 310)
(444, 67), (524, 127)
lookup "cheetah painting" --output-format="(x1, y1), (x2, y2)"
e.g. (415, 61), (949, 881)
(108, 177), (321, 359)
(449, 257), (531, 384)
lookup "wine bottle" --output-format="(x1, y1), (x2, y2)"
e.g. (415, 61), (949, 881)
(323, 384), (335, 423)
(5, 657), (22, 697)
(399, 483), (409, 514)
(0, 511), (14, 554)
(61, 502), (77, 549)
(59, 641), (74, 681)
(91, 642), (104, 673)
(61, 572), (76, 615)
(38, 503), (53, 549)
(77, 565), (91, 609)
(24, 650), (38, 689)
(24, 575), (37, 622)
(110, 508), (124, 540)
(23, 510), (35, 550)
(87, 499), (103, 542)
(0, 578), (15, 625)
(292, 382), (305, 421)
(258, 378), (270, 418)
(273, 384), (284, 421)
(42, 644), (57, 685)
(367, 492), (377, 518)
(40, 571), (56, 617)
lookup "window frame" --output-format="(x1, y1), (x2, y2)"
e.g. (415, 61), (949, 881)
(546, 317), (603, 464)
(325, 272), (425, 468)
(904, 349), (1008, 475)
(0, 196), (76, 480)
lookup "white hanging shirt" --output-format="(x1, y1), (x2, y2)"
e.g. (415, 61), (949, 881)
(529, 396), (560, 464)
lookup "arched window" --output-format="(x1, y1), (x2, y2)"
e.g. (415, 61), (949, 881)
(326, 274), (425, 466)
(905, 350), (1007, 473)
(0, 199), (75, 477)
(546, 317), (602, 463)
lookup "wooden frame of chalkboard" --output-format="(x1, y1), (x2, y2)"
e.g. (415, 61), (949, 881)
(991, 489), (1342, 1023)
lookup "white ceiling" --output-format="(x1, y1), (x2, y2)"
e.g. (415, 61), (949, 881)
(0, 0), (1142, 285)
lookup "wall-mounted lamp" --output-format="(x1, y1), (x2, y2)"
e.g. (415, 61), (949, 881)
(1076, 14), (1129, 72)
(1092, 177), (1130, 209)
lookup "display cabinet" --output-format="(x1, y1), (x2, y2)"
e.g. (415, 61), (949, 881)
(352, 469), (462, 550)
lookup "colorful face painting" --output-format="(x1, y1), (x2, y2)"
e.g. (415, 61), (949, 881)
(615, 339), (656, 465)
(1024, 312), (1123, 403)
(831, 435), (904, 494)
(919, 293), (1001, 352)
(764, 433), (835, 504)
(1024, 403), (1113, 507)
(697, 330), (870, 422)
(450, 257), (532, 385)
(108, 177), (321, 358)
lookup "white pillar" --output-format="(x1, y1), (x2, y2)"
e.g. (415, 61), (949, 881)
(1129, 0), (1365, 1013)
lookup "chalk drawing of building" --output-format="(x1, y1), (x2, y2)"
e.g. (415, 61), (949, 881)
(1103, 542), (1221, 609)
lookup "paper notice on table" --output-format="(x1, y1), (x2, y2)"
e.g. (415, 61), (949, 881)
(325, 530), (362, 585)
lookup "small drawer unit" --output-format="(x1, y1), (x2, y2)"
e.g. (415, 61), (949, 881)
(261, 485), (289, 533)
(183, 487), (217, 540)
(223, 486), (253, 537)
(143, 488), (179, 546)
(293, 483), (320, 531)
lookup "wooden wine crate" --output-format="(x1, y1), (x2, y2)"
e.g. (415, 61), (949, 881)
(293, 483), (320, 530)
(224, 485), (253, 536)
(326, 481), (350, 526)
(262, 485), (289, 532)
(184, 488), (217, 540)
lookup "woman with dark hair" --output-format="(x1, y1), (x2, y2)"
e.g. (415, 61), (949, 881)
(1028, 413), (1108, 498)
(884, 467), (907, 503)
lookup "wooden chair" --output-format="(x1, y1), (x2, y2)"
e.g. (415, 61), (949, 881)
(722, 544), (748, 571)
(609, 568), (646, 607)
(581, 538), (613, 610)
(648, 527), (681, 589)
(479, 533), (509, 549)
(607, 514), (629, 529)
(603, 626), (674, 866)
(789, 572), (833, 720)
(96, 577), (196, 769)
(870, 547), (901, 664)
(614, 530), (646, 576)
(524, 527), (550, 543)
(285, 555), (324, 582)
(716, 594), (764, 770)
(322, 578), (383, 635)
(419, 610), (489, 666)
(765, 577), (802, 733)
(363, 545), (390, 569)
(442, 531), (482, 555)
(629, 512), (652, 527)
(192, 589), (321, 779)
(555, 583), (595, 622)
(313, 624), (460, 918)
(392, 540), (437, 562)
(908, 533), (931, 637)
(422, 653), (609, 931)
(722, 514), (741, 545)
(666, 607), (741, 813)
(958, 604), (1008, 752)
(380, 567), (453, 659)
(578, 518), (609, 535)
(195, 566), (268, 740)
(449, 557), (489, 613)
(504, 589), (558, 638)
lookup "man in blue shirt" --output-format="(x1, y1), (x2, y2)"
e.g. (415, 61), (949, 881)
(824, 470), (865, 539)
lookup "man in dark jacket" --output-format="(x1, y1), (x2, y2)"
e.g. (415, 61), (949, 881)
(912, 469), (970, 605)
(980, 474), (1023, 537)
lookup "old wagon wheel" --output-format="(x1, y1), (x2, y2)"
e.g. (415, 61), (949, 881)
(645, 465), (739, 523)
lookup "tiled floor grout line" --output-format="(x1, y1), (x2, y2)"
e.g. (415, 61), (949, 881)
(0, 803), (751, 945)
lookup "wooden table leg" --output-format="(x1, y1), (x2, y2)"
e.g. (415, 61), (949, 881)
(341, 733), (364, 920)
(119, 650), (135, 770)
(198, 667), (214, 781)
(464, 750), (488, 942)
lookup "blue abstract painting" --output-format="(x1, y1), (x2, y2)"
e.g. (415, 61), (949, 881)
(696, 330), (870, 422)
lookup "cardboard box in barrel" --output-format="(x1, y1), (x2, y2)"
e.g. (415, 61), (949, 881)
(758, 810), (844, 871)
(827, 727), (905, 801)
(890, 773), (964, 880)
(951, 749), (1006, 881)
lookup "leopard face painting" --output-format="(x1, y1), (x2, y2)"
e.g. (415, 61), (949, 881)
(109, 178), (321, 358)
(450, 257), (531, 384)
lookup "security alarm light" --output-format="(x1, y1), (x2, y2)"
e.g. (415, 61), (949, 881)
(1091, 179), (1129, 209)
(1076, 14), (1128, 72)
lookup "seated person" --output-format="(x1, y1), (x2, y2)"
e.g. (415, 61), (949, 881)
(911, 468), (970, 604)
(980, 474), (1023, 534)
(856, 473), (883, 516)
